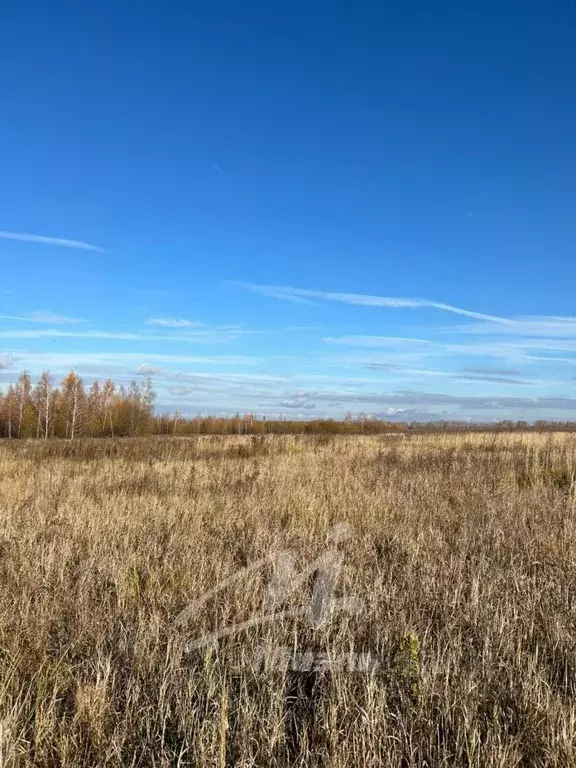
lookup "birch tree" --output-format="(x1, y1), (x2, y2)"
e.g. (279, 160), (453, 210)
(61, 372), (86, 439)
(33, 372), (54, 439)
(15, 371), (32, 437)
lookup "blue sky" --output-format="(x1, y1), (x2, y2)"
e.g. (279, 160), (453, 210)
(1, 0), (576, 421)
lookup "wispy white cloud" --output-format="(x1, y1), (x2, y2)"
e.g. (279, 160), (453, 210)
(324, 340), (576, 380)
(462, 366), (524, 376)
(280, 398), (316, 409)
(135, 363), (162, 375)
(0, 231), (103, 252)
(357, 363), (547, 387)
(454, 373), (535, 385)
(8, 351), (261, 369)
(269, 388), (576, 413)
(0, 353), (16, 369)
(0, 329), (242, 343)
(0, 311), (83, 324)
(229, 282), (317, 306)
(324, 335), (436, 348)
(0, 330), (148, 341)
(169, 371), (290, 385)
(146, 317), (193, 328)
(456, 316), (576, 338)
(144, 318), (266, 338)
(323, 334), (576, 361)
(232, 282), (511, 322)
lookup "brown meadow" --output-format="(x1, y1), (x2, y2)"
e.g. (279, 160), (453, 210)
(1, 432), (576, 766)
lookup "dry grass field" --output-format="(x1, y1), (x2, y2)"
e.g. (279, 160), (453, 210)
(1, 432), (576, 767)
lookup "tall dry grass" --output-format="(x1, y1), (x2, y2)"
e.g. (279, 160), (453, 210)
(0, 433), (576, 766)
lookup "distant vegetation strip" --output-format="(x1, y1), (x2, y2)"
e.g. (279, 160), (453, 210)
(0, 369), (574, 438)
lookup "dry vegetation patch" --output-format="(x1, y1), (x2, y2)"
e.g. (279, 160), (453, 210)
(0, 433), (575, 766)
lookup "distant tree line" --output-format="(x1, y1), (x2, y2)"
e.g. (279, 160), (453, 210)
(0, 371), (156, 439)
(0, 370), (574, 438)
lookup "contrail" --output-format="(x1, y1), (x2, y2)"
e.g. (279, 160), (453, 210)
(0, 230), (104, 251)
(231, 282), (512, 323)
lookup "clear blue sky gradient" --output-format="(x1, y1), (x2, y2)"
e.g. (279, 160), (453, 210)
(1, 0), (575, 420)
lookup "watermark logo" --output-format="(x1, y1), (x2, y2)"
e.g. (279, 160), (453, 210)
(176, 523), (365, 664)
(253, 645), (381, 674)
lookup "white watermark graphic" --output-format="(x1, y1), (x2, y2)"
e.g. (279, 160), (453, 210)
(253, 645), (381, 673)
(176, 523), (372, 670)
